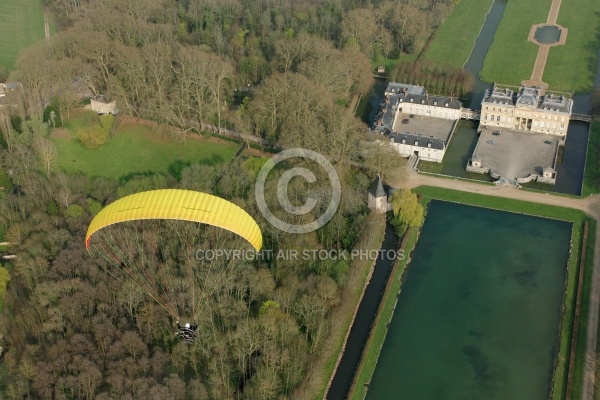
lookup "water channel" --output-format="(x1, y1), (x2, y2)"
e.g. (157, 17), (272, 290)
(366, 201), (572, 400)
(334, 3), (597, 398)
(326, 221), (400, 400)
(463, 0), (508, 110)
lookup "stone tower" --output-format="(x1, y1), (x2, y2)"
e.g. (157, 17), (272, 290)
(368, 175), (388, 213)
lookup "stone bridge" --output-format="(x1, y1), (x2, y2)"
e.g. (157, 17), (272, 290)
(460, 108), (481, 121)
(571, 113), (593, 123)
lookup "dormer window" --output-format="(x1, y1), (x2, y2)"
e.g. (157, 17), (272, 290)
(445, 102), (449, 107)
(401, 138), (406, 144)
(433, 101), (437, 106)
(399, 98), (403, 102)
(414, 140), (419, 146)
(421, 99), (425, 104)
(427, 141), (432, 148)
(410, 98), (413, 103)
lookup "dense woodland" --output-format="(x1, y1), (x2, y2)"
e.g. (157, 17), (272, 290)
(0, 0), (453, 398)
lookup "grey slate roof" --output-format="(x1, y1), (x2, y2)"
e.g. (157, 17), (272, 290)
(540, 92), (572, 113)
(515, 86), (540, 107)
(369, 175), (386, 198)
(483, 86), (514, 104)
(385, 82), (426, 97)
(389, 132), (446, 150)
(396, 93), (462, 110)
(482, 84), (572, 113)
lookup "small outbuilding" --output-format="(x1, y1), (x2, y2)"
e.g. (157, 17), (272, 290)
(368, 175), (391, 213)
(90, 95), (118, 115)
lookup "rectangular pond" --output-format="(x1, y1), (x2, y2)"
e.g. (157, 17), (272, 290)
(366, 200), (572, 400)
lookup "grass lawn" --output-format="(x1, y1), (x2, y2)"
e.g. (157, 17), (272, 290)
(582, 122), (600, 197)
(570, 219), (595, 400)
(424, 0), (494, 68)
(543, 0), (600, 93)
(480, 0), (553, 86)
(371, 54), (418, 74)
(53, 111), (239, 180)
(351, 186), (594, 400)
(0, 0), (46, 72)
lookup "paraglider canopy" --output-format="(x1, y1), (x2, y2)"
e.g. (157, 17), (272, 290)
(85, 189), (262, 251)
(85, 189), (263, 321)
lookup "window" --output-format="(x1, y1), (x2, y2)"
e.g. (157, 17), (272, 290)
(497, 116), (500, 121)
(484, 115), (488, 121)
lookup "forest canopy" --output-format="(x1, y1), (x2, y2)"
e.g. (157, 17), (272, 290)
(0, 0), (455, 398)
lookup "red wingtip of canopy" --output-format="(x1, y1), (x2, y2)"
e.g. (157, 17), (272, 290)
(85, 237), (91, 249)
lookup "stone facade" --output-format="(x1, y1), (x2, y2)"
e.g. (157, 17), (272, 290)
(91, 95), (118, 115)
(389, 132), (446, 163)
(480, 84), (572, 136)
(384, 82), (462, 121)
(373, 82), (462, 164)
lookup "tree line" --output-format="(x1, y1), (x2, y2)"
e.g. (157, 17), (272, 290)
(0, 0), (433, 397)
(0, 134), (380, 398)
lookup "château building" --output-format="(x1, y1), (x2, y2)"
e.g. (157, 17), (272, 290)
(373, 82), (462, 163)
(480, 84), (572, 136)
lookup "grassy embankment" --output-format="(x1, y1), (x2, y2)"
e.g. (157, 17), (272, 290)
(52, 111), (239, 180)
(349, 225), (420, 400)
(0, 0), (47, 72)
(583, 122), (600, 196)
(308, 213), (387, 399)
(479, 0), (552, 86)
(424, 0), (495, 68)
(350, 186), (595, 400)
(543, 0), (600, 93)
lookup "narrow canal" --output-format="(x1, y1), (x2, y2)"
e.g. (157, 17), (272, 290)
(326, 221), (400, 400)
(463, 0), (508, 109)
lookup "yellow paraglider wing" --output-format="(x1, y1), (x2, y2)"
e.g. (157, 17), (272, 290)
(85, 189), (262, 251)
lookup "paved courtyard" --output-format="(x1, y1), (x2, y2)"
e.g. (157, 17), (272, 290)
(392, 113), (455, 142)
(472, 127), (559, 180)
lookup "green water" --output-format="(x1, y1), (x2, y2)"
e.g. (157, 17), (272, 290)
(418, 121), (492, 183)
(367, 201), (572, 400)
